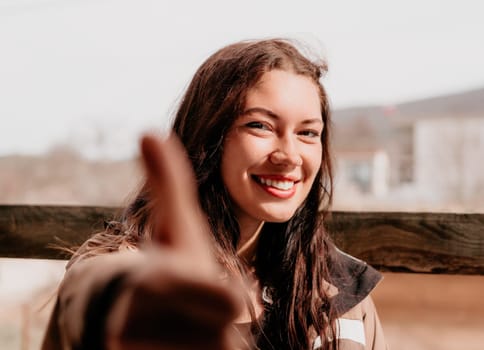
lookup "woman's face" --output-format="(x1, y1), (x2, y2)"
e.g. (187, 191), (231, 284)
(221, 69), (323, 227)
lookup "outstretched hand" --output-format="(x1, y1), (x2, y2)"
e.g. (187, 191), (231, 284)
(140, 134), (217, 275)
(104, 134), (243, 350)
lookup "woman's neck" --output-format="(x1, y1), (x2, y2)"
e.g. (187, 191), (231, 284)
(236, 219), (264, 263)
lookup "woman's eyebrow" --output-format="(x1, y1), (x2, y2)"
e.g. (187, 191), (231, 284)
(242, 107), (323, 125)
(242, 107), (279, 119)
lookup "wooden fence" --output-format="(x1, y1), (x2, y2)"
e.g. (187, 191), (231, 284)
(1, 205), (483, 275)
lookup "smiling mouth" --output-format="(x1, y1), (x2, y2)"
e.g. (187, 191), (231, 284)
(252, 175), (298, 191)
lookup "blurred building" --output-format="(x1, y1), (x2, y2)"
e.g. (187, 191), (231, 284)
(332, 87), (484, 212)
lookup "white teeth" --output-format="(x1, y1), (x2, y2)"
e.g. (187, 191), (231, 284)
(258, 177), (294, 190)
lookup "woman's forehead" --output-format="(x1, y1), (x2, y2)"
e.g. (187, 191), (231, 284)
(244, 70), (322, 119)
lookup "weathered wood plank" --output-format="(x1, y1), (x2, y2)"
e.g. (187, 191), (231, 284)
(1, 205), (483, 274)
(327, 211), (484, 275)
(0, 205), (120, 259)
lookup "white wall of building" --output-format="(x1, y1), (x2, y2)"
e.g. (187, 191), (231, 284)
(414, 116), (484, 205)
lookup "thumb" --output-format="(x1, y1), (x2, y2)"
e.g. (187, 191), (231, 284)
(140, 133), (216, 273)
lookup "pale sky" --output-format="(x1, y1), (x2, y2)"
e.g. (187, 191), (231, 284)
(1, 0), (483, 159)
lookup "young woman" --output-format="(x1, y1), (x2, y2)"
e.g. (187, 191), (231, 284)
(42, 39), (387, 350)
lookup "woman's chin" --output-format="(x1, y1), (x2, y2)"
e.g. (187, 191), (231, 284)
(262, 211), (297, 223)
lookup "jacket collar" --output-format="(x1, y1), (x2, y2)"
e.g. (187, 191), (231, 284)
(327, 248), (383, 316)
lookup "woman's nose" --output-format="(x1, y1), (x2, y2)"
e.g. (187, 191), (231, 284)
(269, 139), (303, 167)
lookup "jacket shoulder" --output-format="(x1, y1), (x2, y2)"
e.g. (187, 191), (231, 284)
(329, 248), (383, 316)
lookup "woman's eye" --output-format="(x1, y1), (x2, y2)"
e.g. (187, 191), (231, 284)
(299, 129), (320, 138)
(245, 121), (270, 130)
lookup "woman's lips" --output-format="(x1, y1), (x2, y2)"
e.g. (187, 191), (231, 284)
(252, 175), (298, 199)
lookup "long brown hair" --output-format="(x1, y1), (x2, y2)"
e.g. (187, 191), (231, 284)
(93, 39), (338, 349)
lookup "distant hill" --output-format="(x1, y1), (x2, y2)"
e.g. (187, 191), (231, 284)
(393, 87), (484, 117)
(0, 149), (140, 206)
(333, 86), (484, 122)
(332, 86), (484, 150)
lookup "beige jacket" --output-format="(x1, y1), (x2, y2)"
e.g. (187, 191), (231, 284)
(42, 237), (388, 350)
